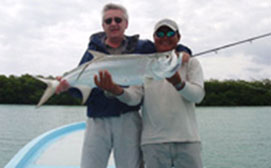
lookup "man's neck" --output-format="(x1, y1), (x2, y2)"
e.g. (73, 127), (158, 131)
(105, 36), (124, 48)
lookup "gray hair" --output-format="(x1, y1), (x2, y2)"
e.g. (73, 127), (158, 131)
(102, 3), (129, 21)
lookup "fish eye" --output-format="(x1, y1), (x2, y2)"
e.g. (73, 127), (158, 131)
(166, 55), (169, 58)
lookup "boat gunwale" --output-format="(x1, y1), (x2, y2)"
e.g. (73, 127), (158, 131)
(4, 122), (86, 168)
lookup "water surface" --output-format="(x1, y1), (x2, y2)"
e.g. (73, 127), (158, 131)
(1, 105), (271, 168)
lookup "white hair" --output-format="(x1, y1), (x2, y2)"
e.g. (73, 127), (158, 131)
(102, 3), (128, 21)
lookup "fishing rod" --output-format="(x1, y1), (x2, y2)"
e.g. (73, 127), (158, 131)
(193, 32), (271, 57)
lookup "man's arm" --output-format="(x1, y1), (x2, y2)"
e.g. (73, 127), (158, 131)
(94, 70), (143, 106)
(167, 58), (205, 103)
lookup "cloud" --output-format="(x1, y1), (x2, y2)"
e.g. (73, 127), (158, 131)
(0, 0), (270, 81)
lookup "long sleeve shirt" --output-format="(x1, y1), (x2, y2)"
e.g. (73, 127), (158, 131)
(117, 57), (205, 145)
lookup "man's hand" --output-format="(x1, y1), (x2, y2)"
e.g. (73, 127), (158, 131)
(166, 51), (189, 86)
(55, 76), (70, 94)
(166, 71), (181, 86)
(94, 70), (124, 95)
(182, 52), (190, 63)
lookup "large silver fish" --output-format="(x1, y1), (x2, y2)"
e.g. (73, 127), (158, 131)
(35, 50), (183, 107)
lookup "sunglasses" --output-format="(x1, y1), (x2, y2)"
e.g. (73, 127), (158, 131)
(104, 17), (123, 25)
(155, 31), (176, 38)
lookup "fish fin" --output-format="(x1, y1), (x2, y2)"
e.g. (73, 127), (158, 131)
(76, 50), (106, 81)
(75, 85), (92, 105)
(88, 50), (106, 60)
(34, 77), (59, 108)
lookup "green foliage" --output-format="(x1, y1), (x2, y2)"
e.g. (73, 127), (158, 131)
(0, 74), (81, 105)
(0, 74), (271, 106)
(199, 79), (271, 106)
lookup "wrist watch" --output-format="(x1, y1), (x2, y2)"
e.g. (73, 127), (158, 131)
(174, 81), (186, 91)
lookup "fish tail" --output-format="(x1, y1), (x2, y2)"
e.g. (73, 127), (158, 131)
(34, 77), (59, 108)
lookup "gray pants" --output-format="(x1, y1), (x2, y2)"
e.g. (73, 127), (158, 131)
(80, 112), (142, 168)
(141, 142), (203, 168)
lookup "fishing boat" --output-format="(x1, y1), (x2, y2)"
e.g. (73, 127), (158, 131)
(4, 122), (115, 168)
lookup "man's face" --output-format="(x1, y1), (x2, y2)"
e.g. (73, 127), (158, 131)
(154, 26), (180, 52)
(102, 9), (128, 39)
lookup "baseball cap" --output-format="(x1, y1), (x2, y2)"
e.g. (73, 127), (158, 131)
(154, 18), (179, 32)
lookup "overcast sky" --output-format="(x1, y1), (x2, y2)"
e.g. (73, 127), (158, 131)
(0, 0), (270, 81)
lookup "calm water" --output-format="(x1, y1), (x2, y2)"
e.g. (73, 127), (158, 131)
(0, 105), (271, 168)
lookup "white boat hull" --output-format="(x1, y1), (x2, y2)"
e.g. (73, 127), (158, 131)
(5, 122), (115, 168)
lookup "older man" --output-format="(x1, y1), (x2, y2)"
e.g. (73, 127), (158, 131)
(97, 19), (205, 168)
(56, 3), (156, 168)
